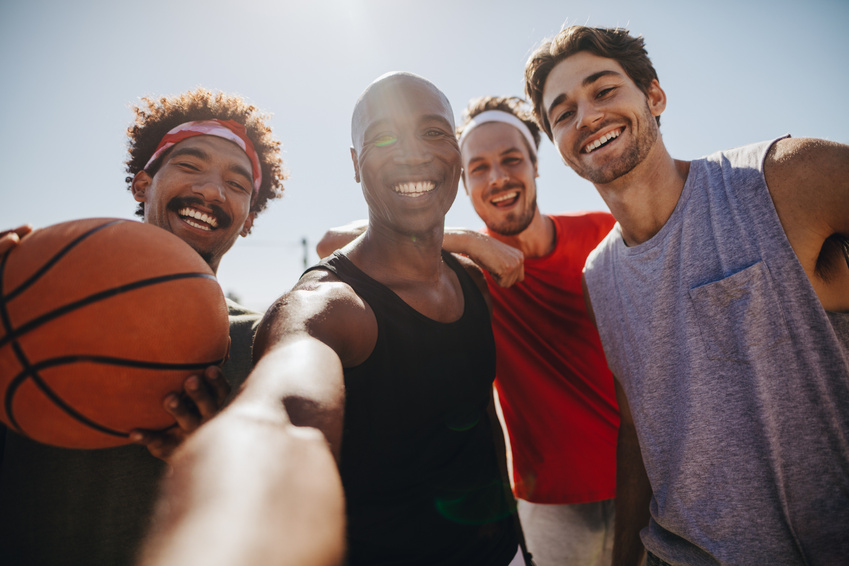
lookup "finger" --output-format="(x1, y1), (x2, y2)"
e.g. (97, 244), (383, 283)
(0, 226), (34, 255)
(164, 391), (202, 432)
(203, 365), (231, 406)
(0, 233), (21, 255)
(184, 371), (222, 421)
(130, 429), (177, 461)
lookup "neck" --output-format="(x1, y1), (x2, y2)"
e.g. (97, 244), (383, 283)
(351, 218), (447, 283)
(594, 138), (690, 246)
(489, 209), (554, 258)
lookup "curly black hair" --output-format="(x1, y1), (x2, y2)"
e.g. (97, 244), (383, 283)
(125, 88), (285, 219)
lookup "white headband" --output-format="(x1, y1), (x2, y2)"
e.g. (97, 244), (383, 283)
(457, 110), (537, 156)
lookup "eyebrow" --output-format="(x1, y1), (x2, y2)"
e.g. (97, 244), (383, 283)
(364, 113), (453, 136)
(466, 146), (524, 162)
(169, 146), (253, 183)
(546, 69), (623, 119)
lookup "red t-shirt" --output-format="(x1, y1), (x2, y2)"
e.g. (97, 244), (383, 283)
(485, 212), (619, 504)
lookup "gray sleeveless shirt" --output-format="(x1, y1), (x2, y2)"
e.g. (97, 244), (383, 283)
(584, 137), (849, 565)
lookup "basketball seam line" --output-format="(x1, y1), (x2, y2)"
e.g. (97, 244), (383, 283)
(0, 272), (219, 349)
(3, 219), (124, 302)
(5, 346), (132, 437)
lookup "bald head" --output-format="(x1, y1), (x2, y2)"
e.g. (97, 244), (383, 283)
(351, 72), (454, 153)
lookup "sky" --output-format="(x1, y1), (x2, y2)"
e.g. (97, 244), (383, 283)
(2, 0), (847, 311)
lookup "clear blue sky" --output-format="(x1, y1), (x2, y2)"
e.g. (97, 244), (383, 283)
(2, 0), (847, 311)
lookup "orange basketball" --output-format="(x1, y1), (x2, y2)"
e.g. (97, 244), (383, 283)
(0, 218), (231, 449)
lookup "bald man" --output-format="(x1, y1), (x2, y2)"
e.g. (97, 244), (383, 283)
(140, 73), (527, 566)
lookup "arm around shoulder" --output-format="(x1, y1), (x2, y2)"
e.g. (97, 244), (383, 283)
(444, 228), (524, 287)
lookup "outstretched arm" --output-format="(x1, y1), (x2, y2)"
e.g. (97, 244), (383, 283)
(137, 271), (375, 566)
(137, 399), (345, 566)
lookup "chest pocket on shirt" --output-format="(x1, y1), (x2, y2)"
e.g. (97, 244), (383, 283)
(689, 261), (790, 362)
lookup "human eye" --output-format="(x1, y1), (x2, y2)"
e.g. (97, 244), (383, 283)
(176, 160), (200, 171)
(372, 133), (397, 147)
(551, 108), (574, 126)
(424, 127), (449, 138)
(228, 179), (250, 194)
(596, 86), (617, 99)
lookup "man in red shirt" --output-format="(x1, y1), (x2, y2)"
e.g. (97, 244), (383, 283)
(450, 96), (619, 566)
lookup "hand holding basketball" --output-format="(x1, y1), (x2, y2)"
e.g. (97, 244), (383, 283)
(131, 365), (231, 460)
(0, 218), (231, 449)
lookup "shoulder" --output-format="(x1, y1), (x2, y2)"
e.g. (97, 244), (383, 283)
(763, 137), (849, 218)
(551, 210), (616, 233)
(762, 138), (849, 194)
(225, 298), (261, 317)
(765, 136), (846, 165)
(452, 253), (492, 308)
(254, 268), (377, 367)
(764, 137), (849, 187)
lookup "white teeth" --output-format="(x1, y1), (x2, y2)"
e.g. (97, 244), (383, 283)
(394, 181), (435, 197)
(179, 207), (218, 228)
(583, 129), (621, 153)
(491, 191), (518, 204)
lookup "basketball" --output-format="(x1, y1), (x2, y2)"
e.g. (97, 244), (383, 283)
(0, 218), (231, 449)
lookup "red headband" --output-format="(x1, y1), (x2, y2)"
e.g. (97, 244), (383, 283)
(145, 119), (262, 203)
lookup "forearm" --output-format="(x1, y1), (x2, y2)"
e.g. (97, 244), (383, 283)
(138, 404), (345, 566)
(316, 219), (368, 258)
(612, 420), (651, 566)
(443, 227), (490, 256)
(444, 228), (524, 287)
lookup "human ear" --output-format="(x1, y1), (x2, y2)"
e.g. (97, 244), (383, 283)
(350, 147), (361, 183)
(240, 212), (255, 237)
(461, 171), (470, 196)
(647, 79), (667, 118)
(131, 171), (152, 202)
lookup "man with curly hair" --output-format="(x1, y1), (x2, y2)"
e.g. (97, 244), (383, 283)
(0, 88), (288, 566)
(525, 24), (849, 566)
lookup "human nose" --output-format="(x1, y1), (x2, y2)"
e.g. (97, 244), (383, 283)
(392, 136), (431, 165)
(488, 164), (509, 187)
(192, 174), (226, 202)
(575, 101), (603, 131)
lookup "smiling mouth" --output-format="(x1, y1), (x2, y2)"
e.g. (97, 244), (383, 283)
(394, 181), (436, 198)
(490, 191), (519, 208)
(178, 207), (219, 231)
(583, 128), (623, 153)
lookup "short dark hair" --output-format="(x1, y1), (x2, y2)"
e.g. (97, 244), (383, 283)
(125, 88), (286, 219)
(525, 25), (660, 138)
(456, 96), (541, 164)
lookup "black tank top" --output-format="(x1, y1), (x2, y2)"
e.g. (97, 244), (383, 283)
(310, 251), (518, 566)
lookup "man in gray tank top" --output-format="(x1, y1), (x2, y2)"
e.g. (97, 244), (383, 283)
(523, 25), (849, 566)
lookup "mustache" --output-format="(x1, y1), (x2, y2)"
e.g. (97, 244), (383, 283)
(486, 181), (524, 199)
(167, 196), (233, 229)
